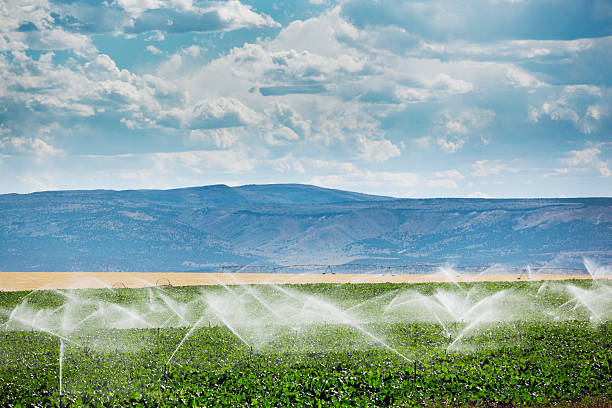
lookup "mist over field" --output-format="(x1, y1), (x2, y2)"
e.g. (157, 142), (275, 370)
(1, 184), (610, 272)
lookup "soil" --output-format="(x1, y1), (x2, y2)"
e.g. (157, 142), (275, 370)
(0, 271), (602, 291)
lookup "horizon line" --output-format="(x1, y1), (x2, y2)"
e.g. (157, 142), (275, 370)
(1, 182), (611, 200)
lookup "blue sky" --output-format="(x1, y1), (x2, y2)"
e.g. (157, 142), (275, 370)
(0, 0), (611, 197)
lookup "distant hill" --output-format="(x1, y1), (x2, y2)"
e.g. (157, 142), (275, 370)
(0, 184), (610, 271)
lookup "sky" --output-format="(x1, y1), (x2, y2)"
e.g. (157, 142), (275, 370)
(0, 0), (611, 198)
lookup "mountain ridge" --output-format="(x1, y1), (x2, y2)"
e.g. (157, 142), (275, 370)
(1, 184), (610, 271)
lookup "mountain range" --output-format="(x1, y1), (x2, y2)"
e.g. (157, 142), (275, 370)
(1, 184), (610, 272)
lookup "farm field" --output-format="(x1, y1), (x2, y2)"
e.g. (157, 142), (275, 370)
(0, 271), (597, 292)
(1, 279), (611, 407)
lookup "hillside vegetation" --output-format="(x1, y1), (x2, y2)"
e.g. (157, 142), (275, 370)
(1, 184), (610, 271)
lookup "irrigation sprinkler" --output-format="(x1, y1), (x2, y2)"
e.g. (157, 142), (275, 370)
(156, 278), (172, 288)
(59, 339), (64, 408)
(2, 261), (609, 405)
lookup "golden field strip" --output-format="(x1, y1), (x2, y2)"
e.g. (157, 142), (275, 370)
(0, 272), (603, 291)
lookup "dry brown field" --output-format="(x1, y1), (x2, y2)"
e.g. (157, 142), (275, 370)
(0, 271), (602, 291)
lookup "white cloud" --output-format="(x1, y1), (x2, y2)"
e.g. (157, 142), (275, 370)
(145, 31), (165, 41)
(117, 0), (170, 16)
(271, 7), (362, 56)
(541, 102), (579, 123)
(529, 85), (610, 134)
(466, 191), (492, 198)
(2, 30), (95, 54)
(433, 169), (464, 179)
(562, 147), (610, 177)
(393, 73), (474, 104)
(2, 0), (610, 197)
(0, 147), (256, 193)
(425, 73), (473, 94)
(224, 43), (367, 85)
(268, 156), (359, 176)
(158, 53), (184, 74)
(426, 169), (465, 189)
(159, 97), (260, 129)
(426, 179), (458, 189)
(267, 102), (311, 138)
(0, 136), (63, 156)
(308, 159), (359, 173)
(541, 168), (570, 179)
(268, 154), (306, 174)
(261, 126), (301, 146)
(182, 45), (200, 58)
(472, 160), (520, 177)
(2, 51), (166, 122)
(309, 170), (421, 197)
(436, 108), (495, 153)
(216, 0), (279, 30)
(306, 165), (469, 196)
(189, 128), (239, 148)
(166, 6), (276, 33)
(146, 45), (163, 55)
(437, 135), (466, 153)
(411, 135), (432, 148)
(118, 0), (279, 33)
(563, 147), (601, 166)
(586, 105), (604, 121)
(505, 66), (545, 88)
(0, 0), (279, 48)
(16, 174), (58, 192)
(357, 135), (401, 162)
(152, 149), (256, 173)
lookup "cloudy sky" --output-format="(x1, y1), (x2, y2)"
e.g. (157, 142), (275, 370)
(1, 0), (611, 197)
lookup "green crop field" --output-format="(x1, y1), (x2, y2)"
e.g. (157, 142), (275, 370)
(1, 279), (611, 407)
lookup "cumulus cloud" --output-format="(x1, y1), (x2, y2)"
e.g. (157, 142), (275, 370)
(2, 0), (611, 197)
(1, 50), (167, 123)
(268, 154), (306, 174)
(0, 0), (96, 54)
(222, 42), (367, 90)
(189, 128), (239, 149)
(1, 0), (278, 45)
(425, 73), (473, 94)
(562, 147), (610, 176)
(158, 97), (260, 129)
(505, 66), (545, 88)
(126, 1), (279, 34)
(436, 136), (465, 153)
(436, 109), (495, 153)
(529, 85), (610, 134)
(146, 44), (163, 55)
(390, 73), (474, 104)
(261, 126), (301, 146)
(356, 135), (401, 162)
(267, 103), (311, 138)
(0, 136), (63, 156)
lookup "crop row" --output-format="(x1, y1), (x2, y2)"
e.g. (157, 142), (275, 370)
(0, 321), (610, 407)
